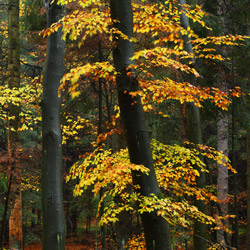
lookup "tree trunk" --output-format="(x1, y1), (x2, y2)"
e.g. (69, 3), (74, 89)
(7, 0), (23, 249)
(179, 1), (207, 249)
(186, 103), (207, 250)
(115, 210), (132, 250)
(247, 128), (250, 250)
(98, 43), (106, 250)
(216, 1), (230, 247)
(0, 176), (12, 250)
(217, 90), (229, 247)
(41, 1), (66, 250)
(231, 100), (239, 249)
(110, 1), (172, 249)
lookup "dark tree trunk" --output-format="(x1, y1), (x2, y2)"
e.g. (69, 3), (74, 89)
(110, 1), (172, 249)
(98, 41), (106, 250)
(41, 1), (66, 250)
(231, 100), (239, 250)
(247, 129), (250, 250)
(179, 1), (207, 249)
(115, 209), (132, 250)
(0, 176), (12, 250)
(7, 0), (23, 249)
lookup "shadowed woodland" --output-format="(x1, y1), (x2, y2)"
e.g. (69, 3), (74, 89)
(0, 0), (250, 249)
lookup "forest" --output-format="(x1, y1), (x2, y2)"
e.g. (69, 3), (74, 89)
(0, 0), (249, 249)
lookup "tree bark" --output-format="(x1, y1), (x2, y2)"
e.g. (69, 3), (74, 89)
(231, 99), (239, 249)
(98, 42), (106, 250)
(7, 0), (23, 249)
(110, 1), (172, 249)
(179, 1), (207, 249)
(0, 176), (12, 250)
(115, 210), (132, 250)
(216, 1), (230, 247)
(247, 128), (250, 250)
(41, 1), (66, 250)
(217, 89), (229, 247)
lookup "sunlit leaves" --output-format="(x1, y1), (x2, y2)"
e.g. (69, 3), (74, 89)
(67, 139), (233, 227)
(22, 172), (40, 192)
(58, 0), (103, 8)
(138, 78), (232, 110)
(49, 0), (248, 241)
(42, 0), (110, 45)
(192, 35), (250, 48)
(60, 61), (115, 98)
(192, 35), (250, 61)
(67, 148), (149, 197)
(185, 141), (236, 174)
(138, 195), (214, 226)
(133, 2), (181, 40)
(131, 48), (199, 76)
(0, 77), (42, 131)
(51, 0), (249, 113)
(61, 7), (110, 44)
(61, 114), (97, 144)
(125, 233), (146, 250)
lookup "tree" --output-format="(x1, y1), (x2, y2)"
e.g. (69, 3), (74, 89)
(247, 128), (250, 250)
(7, 0), (23, 249)
(53, 0), (248, 248)
(41, 1), (66, 249)
(215, 1), (230, 247)
(179, 1), (207, 249)
(109, 0), (172, 249)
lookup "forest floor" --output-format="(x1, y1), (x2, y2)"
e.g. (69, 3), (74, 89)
(6, 234), (248, 250)
(24, 233), (100, 250)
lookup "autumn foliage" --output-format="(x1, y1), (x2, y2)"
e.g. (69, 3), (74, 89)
(46, 0), (249, 246)
(0, 0), (249, 249)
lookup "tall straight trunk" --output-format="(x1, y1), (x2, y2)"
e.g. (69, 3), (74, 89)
(231, 100), (239, 249)
(247, 129), (250, 250)
(186, 103), (207, 250)
(0, 176), (12, 250)
(216, 1), (229, 247)
(110, 1), (172, 249)
(7, 0), (23, 249)
(179, 1), (207, 249)
(98, 42), (106, 250)
(41, 1), (66, 250)
(217, 89), (229, 247)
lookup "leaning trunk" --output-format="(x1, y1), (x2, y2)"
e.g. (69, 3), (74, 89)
(110, 1), (172, 249)
(41, 1), (66, 250)
(179, 1), (207, 249)
(7, 0), (23, 249)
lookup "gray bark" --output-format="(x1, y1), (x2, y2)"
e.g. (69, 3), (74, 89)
(216, 0), (229, 247)
(41, 1), (66, 250)
(110, 1), (172, 249)
(217, 92), (229, 247)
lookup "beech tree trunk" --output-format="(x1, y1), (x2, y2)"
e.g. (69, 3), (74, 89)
(41, 1), (66, 250)
(179, 1), (207, 249)
(110, 1), (172, 249)
(217, 90), (229, 247)
(7, 0), (23, 249)
(216, 1), (229, 247)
